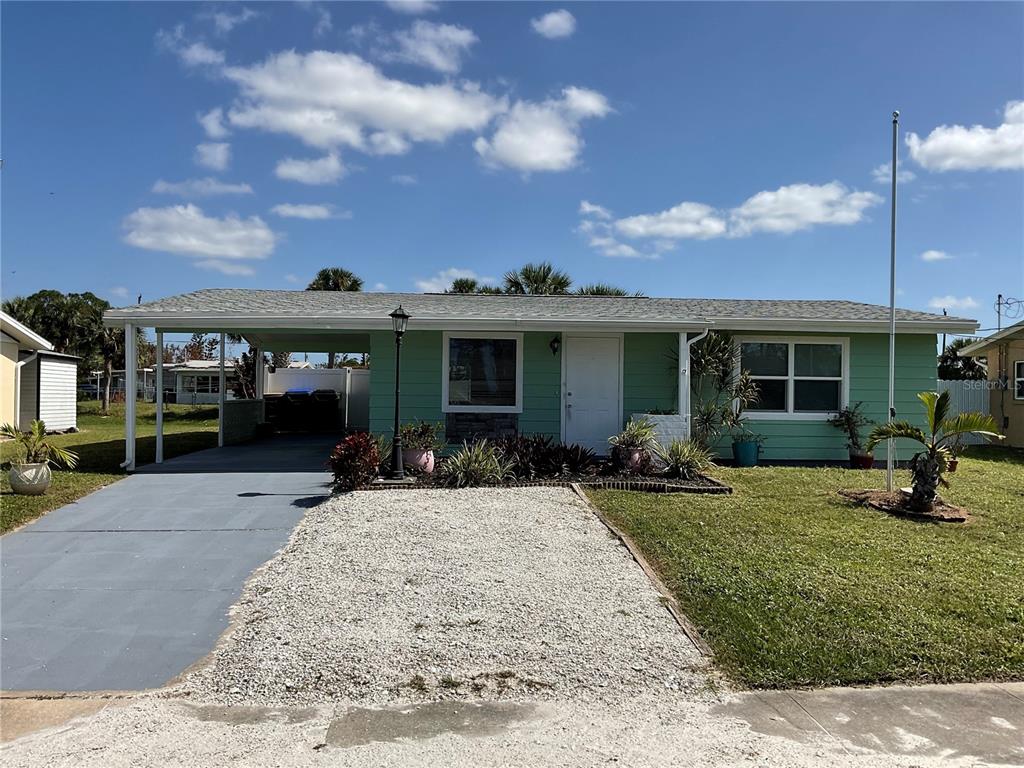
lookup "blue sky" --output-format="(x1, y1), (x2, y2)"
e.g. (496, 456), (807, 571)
(3, 1), (1022, 335)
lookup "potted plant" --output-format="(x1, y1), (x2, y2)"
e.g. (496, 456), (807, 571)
(398, 421), (444, 474)
(1, 420), (79, 496)
(827, 402), (875, 469)
(608, 417), (657, 472)
(721, 371), (762, 467)
(867, 391), (1003, 512)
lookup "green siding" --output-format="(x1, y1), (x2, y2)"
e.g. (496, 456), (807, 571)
(367, 327), (938, 461)
(707, 333), (937, 461)
(368, 330), (561, 441)
(623, 333), (677, 421)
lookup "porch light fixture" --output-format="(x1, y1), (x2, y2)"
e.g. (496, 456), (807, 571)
(549, 334), (561, 356)
(388, 305), (411, 479)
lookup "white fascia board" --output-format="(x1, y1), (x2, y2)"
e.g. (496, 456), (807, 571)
(0, 311), (54, 351)
(715, 318), (979, 335)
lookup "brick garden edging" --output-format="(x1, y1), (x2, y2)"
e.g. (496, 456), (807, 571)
(362, 475), (732, 494)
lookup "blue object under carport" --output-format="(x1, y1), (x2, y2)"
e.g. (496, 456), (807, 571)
(0, 435), (336, 692)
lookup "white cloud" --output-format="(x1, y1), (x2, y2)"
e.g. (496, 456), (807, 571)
(223, 50), (504, 153)
(194, 142), (231, 171)
(728, 182), (882, 236)
(202, 7), (258, 35)
(615, 202), (727, 240)
(372, 282), (388, 291)
(198, 108), (230, 139)
(311, 5), (332, 36)
(156, 25), (225, 68)
(122, 204), (276, 271)
(474, 87), (610, 173)
(383, 20), (477, 74)
(531, 9), (576, 39)
(275, 153), (344, 185)
(906, 101), (1024, 171)
(152, 177), (253, 196)
(109, 286), (131, 299)
(391, 174), (418, 185)
(920, 249), (952, 262)
(284, 273), (302, 284)
(579, 200), (612, 219)
(385, 0), (438, 14)
(270, 203), (352, 220)
(586, 181), (882, 259)
(928, 295), (978, 311)
(415, 267), (496, 292)
(871, 162), (915, 185)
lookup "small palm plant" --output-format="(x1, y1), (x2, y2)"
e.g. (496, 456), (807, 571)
(1, 420), (79, 468)
(867, 391), (1002, 512)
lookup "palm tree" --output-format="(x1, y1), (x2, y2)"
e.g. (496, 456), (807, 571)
(306, 268), (364, 367)
(938, 338), (987, 381)
(503, 262), (572, 295)
(575, 283), (643, 296)
(868, 391), (1003, 512)
(448, 277), (480, 293)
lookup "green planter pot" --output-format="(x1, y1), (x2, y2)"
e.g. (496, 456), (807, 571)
(732, 440), (759, 467)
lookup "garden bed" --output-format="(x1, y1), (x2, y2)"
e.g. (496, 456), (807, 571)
(838, 488), (969, 523)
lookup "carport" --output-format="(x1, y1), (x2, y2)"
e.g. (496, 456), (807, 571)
(104, 301), (375, 471)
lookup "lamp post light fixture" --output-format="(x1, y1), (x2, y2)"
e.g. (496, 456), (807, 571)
(388, 304), (411, 480)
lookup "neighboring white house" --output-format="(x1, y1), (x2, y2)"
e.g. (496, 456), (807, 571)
(169, 359), (240, 405)
(0, 312), (79, 431)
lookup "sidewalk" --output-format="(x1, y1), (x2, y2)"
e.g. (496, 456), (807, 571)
(715, 681), (1024, 765)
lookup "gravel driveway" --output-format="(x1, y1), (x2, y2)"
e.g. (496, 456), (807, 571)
(176, 487), (708, 705)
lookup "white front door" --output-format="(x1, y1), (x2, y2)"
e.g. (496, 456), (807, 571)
(563, 335), (622, 453)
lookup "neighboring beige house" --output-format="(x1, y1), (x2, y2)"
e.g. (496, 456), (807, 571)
(0, 312), (79, 431)
(962, 320), (1024, 448)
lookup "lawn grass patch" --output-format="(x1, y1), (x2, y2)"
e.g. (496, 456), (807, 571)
(587, 446), (1024, 689)
(1, 400), (218, 533)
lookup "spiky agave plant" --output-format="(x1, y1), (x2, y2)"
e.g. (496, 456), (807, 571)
(867, 391), (1002, 511)
(0, 420), (79, 468)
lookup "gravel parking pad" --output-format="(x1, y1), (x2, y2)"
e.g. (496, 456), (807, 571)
(176, 487), (708, 706)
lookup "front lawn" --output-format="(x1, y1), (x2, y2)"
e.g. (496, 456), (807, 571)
(1, 400), (218, 533)
(588, 446), (1024, 689)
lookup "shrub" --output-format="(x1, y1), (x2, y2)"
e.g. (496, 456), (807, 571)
(550, 443), (599, 476)
(494, 434), (557, 479)
(328, 432), (380, 491)
(399, 421), (444, 452)
(436, 440), (514, 488)
(608, 417), (657, 451)
(654, 439), (715, 480)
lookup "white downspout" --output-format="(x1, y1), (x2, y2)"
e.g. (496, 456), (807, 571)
(121, 323), (137, 470)
(13, 353), (39, 430)
(218, 332), (226, 448)
(155, 331), (164, 464)
(680, 329), (710, 441)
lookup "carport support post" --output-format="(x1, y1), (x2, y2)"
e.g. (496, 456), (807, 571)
(124, 323), (137, 471)
(155, 331), (164, 463)
(218, 332), (226, 448)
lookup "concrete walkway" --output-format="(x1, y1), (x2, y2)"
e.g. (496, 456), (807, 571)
(716, 681), (1024, 764)
(1, 436), (335, 693)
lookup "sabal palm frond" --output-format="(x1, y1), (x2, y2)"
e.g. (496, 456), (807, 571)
(306, 268), (364, 292)
(503, 262), (572, 295)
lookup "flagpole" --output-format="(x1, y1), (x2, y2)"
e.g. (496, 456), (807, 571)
(886, 110), (899, 492)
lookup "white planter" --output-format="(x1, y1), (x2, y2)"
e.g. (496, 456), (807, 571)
(9, 463), (52, 496)
(633, 413), (689, 448)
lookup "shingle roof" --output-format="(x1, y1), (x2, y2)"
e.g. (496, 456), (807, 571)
(104, 289), (978, 332)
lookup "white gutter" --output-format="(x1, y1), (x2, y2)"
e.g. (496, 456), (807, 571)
(13, 353), (38, 430)
(679, 328), (710, 441)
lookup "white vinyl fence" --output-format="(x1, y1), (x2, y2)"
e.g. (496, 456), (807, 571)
(264, 367), (370, 431)
(937, 380), (991, 445)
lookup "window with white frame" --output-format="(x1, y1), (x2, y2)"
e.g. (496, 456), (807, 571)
(1015, 361), (1024, 400)
(442, 332), (523, 413)
(739, 338), (847, 417)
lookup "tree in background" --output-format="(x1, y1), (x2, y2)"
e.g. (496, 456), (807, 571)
(938, 338), (987, 381)
(271, 351), (292, 368)
(575, 283), (642, 296)
(180, 333), (219, 361)
(2, 289), (108, 371)
(503, 262), (573, 295)
(448, 277), (481, 293)
(306, 268), (364, 367)
(233, 346), (262, 399)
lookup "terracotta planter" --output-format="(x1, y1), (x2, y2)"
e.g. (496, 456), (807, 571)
(9, 463), (52, 495)
(849, 451), (875, 470)
(402, 448), (435, 474)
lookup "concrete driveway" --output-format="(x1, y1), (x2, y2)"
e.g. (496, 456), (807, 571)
(1, 436), (335, 692)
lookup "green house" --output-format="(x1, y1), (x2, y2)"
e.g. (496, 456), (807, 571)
(105, 290), (977, 467)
